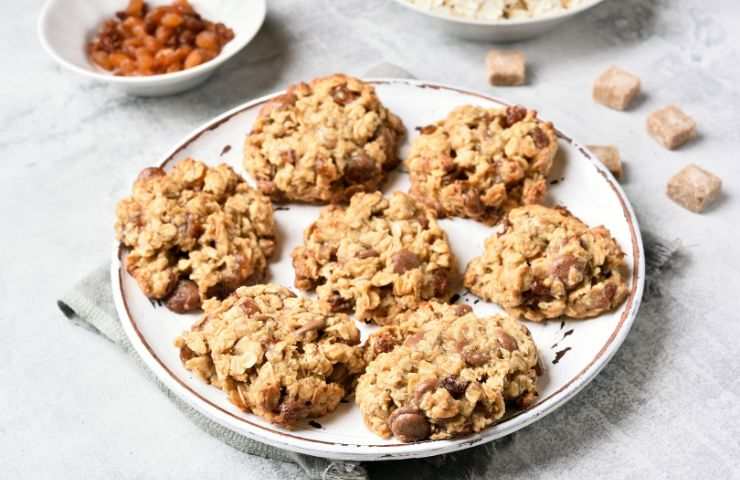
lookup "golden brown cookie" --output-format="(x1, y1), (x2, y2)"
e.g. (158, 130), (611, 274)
(115, 158), (275, 312)
(356, 302), (539, 442)
(291, 191), (456, 325)
(464, 205), (629, 321)
(175, 284), (365, 427)
(405, 105), (558, 225)
(244, 74), (405, 203)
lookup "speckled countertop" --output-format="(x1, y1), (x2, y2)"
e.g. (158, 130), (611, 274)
(1, 0), (738, 478)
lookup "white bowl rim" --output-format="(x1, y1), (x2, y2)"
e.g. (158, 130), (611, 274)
(37, 0), (266, 85)
(391, 0), (606, 26)
(110, 77), (646, 460)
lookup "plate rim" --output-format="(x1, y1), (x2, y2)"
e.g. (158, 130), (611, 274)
(111, 78), (646, 461)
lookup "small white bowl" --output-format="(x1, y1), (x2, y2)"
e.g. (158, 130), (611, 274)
(391, 0), (607, 42)
(38, 0), (266, 96)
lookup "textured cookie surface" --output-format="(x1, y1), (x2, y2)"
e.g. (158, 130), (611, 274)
(464, 205), (629, 321)
(175, 284), (365, 427)
(115, 158), (276, 311)
(356, 302), (539, 442)
(292, 191), (455, 325)
(244, 74), (405, 203)
(405, 105), (558, 225)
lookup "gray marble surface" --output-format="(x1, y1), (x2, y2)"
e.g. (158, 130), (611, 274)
(2, 0), (739, 478)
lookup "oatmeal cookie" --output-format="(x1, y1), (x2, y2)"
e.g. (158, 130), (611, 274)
(244, 74), (405, 203)
(356, 302), (539, 442)
(175, 284), (365, 427)
(292, 191), (455, 325)
(464, 205), (629, 321)
(405, 105), (558, 225)
(115, 158), (276, 312)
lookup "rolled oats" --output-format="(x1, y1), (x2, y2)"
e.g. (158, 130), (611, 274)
(405, 0), (587, 21)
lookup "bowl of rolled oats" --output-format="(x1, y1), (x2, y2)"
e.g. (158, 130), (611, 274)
(392, 0), (607, 42)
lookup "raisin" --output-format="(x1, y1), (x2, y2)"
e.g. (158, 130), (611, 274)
(331, 85), (360, 105)
(431, 269), (449, 297)
(439, 376), (469, 399)
(278, 400), (304, 424)
(327, 293), (353, 313)
(532, 126), (550, 148)
(136, 166), (165, 183)
(505, 105), (527, 127)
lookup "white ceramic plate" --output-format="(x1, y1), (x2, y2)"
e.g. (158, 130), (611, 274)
(390, 0), (607, 42)
(111, 79), (645, 461)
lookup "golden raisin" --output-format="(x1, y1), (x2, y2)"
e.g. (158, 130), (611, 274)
(195, 31), (217, 50)
(160, 12), (183, 28)
(126, 0), (145, 16)
(184, 49), (203, 68)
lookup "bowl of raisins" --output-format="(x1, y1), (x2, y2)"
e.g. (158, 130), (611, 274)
(39, 0), (266, 96)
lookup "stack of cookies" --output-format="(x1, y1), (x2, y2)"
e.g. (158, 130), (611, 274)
(115, 74), (629, 443)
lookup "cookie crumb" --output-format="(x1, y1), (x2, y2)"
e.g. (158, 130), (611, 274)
(647, 105), (696, 150)
(666, 164), (721, 213)
(486, 49), (526, 86)
(593, 66), (640, 111)
(587, 145), (622, 179)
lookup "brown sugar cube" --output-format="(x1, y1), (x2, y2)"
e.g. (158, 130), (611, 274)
(587, 145), (623, 179)
(592, 66), (641, 110)
(647, 105), (697, 149)
(666, 164), (721, 213)
(486, 49), (526, 86)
